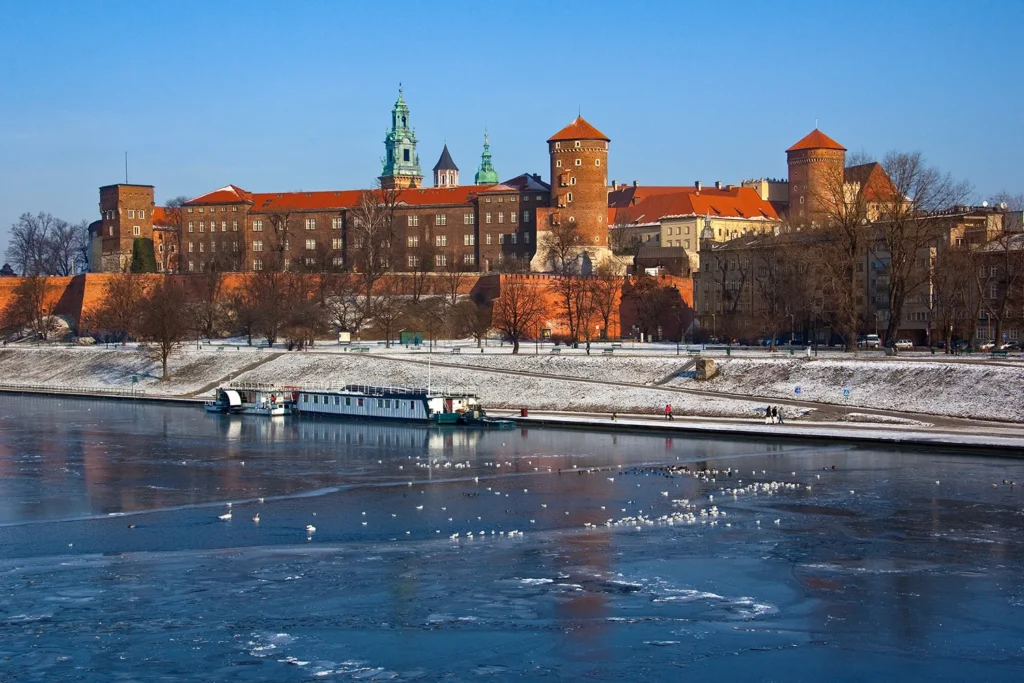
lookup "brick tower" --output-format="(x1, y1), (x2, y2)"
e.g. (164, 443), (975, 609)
(95, 183), (156, 272)
(533, 116), (611, 272)
(786, 129), (846, 225)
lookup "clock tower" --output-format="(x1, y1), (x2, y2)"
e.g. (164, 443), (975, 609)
(380, 86), (423, 190)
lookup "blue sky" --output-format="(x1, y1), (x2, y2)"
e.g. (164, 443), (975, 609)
(1, 0), (1021, 258)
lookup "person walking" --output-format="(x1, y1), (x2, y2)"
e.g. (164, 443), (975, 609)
(771, 406), (778, 424)
(664, 404), (674, 420)
(586, 341), (591, 355)
(777, 406), (785, 424)
(765, 405), (773, 425)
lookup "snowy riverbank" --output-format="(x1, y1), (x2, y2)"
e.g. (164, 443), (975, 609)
(0, 344), (1020, 422)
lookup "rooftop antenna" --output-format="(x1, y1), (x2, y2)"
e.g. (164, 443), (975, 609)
(814, 118), (818, 129)
(124, 151), (128, 184)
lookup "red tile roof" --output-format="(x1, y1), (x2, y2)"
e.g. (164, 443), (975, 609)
(844, 162), (898, 202)
(152, 207), (175, 227)
(547, 116), (610, 143)
(249, 185), (491, 213)
(611, 187), (779, 226)
(608, 185), (701, 209)
(786, 129), (846, 153)
(185, 184), (253, 205)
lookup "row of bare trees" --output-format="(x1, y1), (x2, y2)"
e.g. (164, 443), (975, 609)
(5, 213), (91, 276)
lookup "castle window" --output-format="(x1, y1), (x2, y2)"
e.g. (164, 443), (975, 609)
(210, 241), (216, 253)
(199, 243), (204, 252)
(536, 195), (543, 201)
(464, 234), (475, 246)
(187, 207), (193, 213)
(408, 235), (419, 247)
(570, 216), (576, 223)
(556, 160), (562, 168)
(498, 234), (504, 244)
(128, 210), (135, 218)
(595, 159), (601, 167)
(332, 217), (342, 230)
(463, 213), (474, 224)
(253, 219), (263, 231)
(198, 207), (204, 213)
(567, 192), (573, 203)
(403, 149), (410, 162)
(525, 233), (530, 244)
(233, 242), (238, 252)
(333, 256), (344, 267)
(799, 197), (804, 204)
(408, 255), (419, 268)
(305, 239), (316, 250)
(232, 221), (238, 231)
(465, 253), (476, 265)
(485, 212), (492, 224)
(575, 159), (581, 167)
(524, 195), (530, 202)
(232, 206), (237, 212)
(574, 141), (580, 148)
(436, 214), (447, 226)
(305, 218), (316, 230)
(435, 254), (447, 267)
(332, 238), (342, 250)
(510, 211), (517, 223)
(133, 226), (140, 236)
(486, 234), (492, 245)
(511, 233), (517, 244)
(498, 212), (504, 224)
(139, 210), (146, 219)
(199, 221), (205, 233)
(435, 235), (447, 247)
(555, 142), (561, 149)
(571, 177), (577, 185)
(408, 215), (418, 227)
(188, 242), (194, 253)
(188, 260), (194, 272)
(253, 259), (263, 271)
(252, 240), (263, 252)
(158, 244), (164, 253)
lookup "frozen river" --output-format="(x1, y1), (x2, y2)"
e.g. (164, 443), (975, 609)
(1, 395), (1023, 681)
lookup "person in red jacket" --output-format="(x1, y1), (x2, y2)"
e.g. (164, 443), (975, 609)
(664, 404), (674, 420)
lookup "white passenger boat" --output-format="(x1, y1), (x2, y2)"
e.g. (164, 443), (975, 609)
(204, 385), (295, 416)
(295, 385), (511, 427)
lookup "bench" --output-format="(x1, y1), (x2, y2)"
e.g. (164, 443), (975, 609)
(451, 347), (462, 355)
(550, 347), (562, 355)
(351, 346), (370, 353)
(991, 350), (1009, 358)
(611, 342), (623, 349)
(687, 350), (701, 356)
(602, 348), (614, 355)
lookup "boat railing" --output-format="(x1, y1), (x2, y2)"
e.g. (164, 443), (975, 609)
(294, 383), (479, 398)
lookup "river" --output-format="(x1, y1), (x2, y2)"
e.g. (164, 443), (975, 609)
(0, 395), (1022, 681)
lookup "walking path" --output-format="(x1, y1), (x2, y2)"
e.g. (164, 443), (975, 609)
(495, 409), (1024, 453)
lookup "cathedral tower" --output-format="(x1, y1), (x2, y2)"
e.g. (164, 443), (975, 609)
(432, 144), (459, 188)
(786, 129), (846, 224)
(474, 131), (499, 185)
(380, 86), (422, 190)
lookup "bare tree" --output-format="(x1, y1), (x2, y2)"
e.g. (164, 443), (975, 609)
(348, 185), (402, 319)
(406, 222), (437, 303)
(493, 276), (545, 354)
(226, 282), (260, 346)
(1, 275), (60, 340)
(451, 297), (492, 348)
(440, 248), (470, 307)
(875, 151), (972, 345)
(539, 221), (584, 275)
(369, 277), (407, 348)
(590, 260), (623, 339)
(322, 272), (366, 335)
(930, 246), (973, 351)
(91, 270), (147, 343)
(137, 280), (191, 380)
(250, 268), (289, 345)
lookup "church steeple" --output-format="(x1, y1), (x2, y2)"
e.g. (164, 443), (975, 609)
(474, 130), (499, 185)
(380, 84), (422, 190)
(432, 144), (459, 188)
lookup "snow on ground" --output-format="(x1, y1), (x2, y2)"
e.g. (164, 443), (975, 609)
(0, 347), (264, 396)
(231, 353), (764, 417)
(677, 356), (1024, 422)
(840, 413), (932, 427)
(382, 351), (688, 386)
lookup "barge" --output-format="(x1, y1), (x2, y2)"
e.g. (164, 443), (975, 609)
(204, 384), (295, 416)
(295, 384), (512, 427)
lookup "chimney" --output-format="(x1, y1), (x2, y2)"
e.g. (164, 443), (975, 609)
(695, 180), (702, 192)
(612, 180), (618, 190)
(715, 180), (722, 190)
(632, 180), (638, 188)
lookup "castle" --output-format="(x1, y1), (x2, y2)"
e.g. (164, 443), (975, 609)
(89, 88), (867, 279)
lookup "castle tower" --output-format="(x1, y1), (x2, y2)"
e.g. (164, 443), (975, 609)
(547, 116), (609, 248)
(786, 129), (846, 224)
(432, 144), (459, 188)
(474, 131), (499, 185)
(380, 86), (422, 190)
(96, 183), (156, 272)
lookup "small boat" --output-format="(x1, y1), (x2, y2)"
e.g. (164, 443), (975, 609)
(204, 385), (294, 416)
(296, 385), (494, 425)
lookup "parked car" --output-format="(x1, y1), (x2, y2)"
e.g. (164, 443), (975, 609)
(979, 341), (996, 351)
(858, 334), (881, 349)
(894, 339), (914, 350)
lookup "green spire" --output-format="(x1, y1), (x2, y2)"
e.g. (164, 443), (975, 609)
(474, 130), (499, 185)
(380, 84), (422, 188)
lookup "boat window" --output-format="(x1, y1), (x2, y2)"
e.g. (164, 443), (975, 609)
(334, 396), (340, 405)
(346, 397), (351, 406)
(410, 401), (415, 410)
(302, 395), (309, 403)
(357, 398), (363, 407)
(377, 399), (384, 408)
(313, 395), (319, 404)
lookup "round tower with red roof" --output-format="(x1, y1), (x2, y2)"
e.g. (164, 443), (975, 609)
(786, 129), (846, 224)
(543, 116), (611, 262)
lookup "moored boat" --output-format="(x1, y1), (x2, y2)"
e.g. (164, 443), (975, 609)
(295, 385), (506, 426)
(204, 384), (295, 416)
